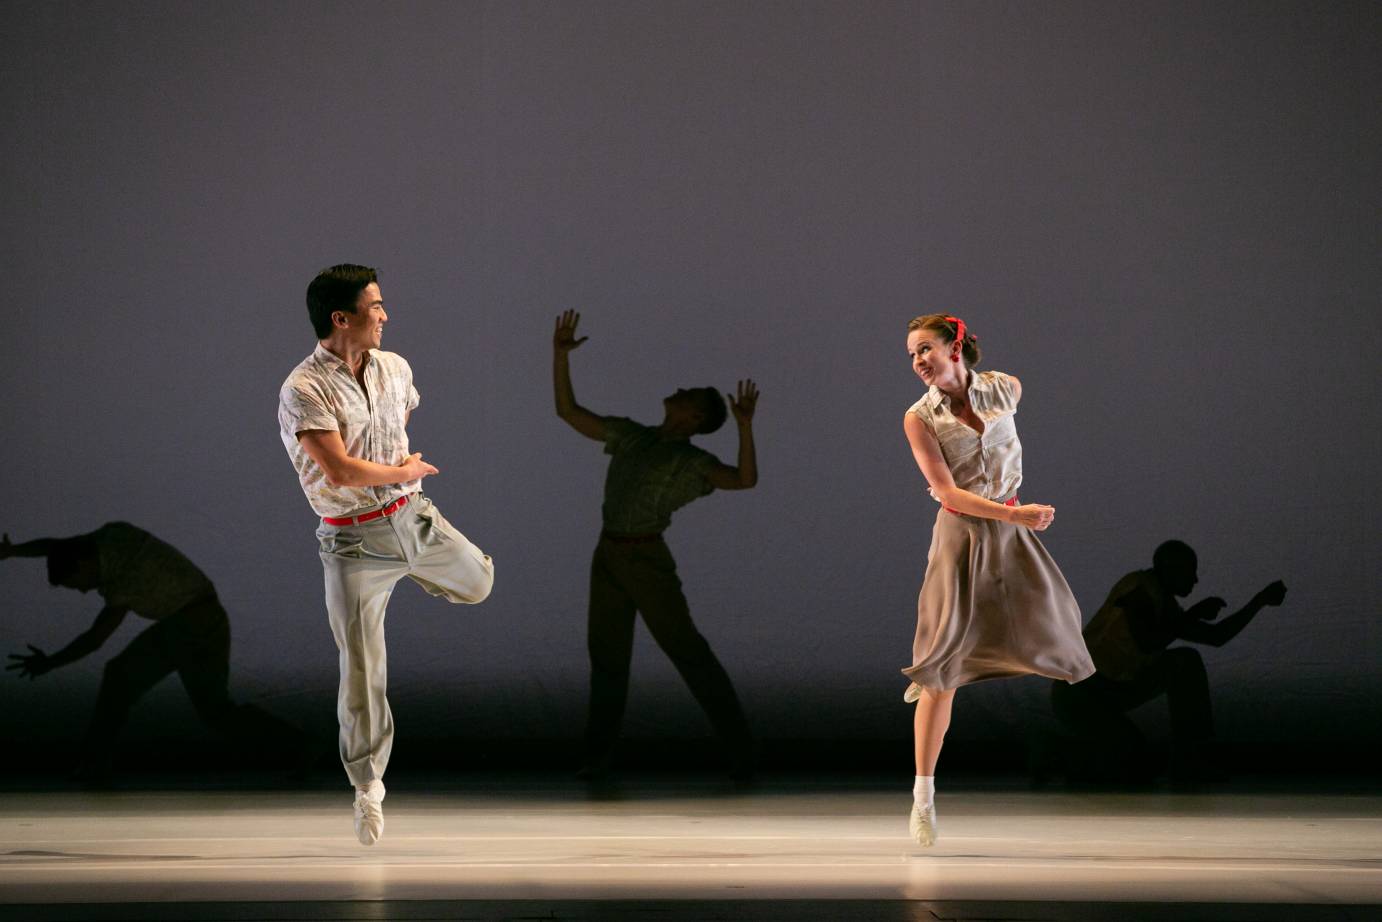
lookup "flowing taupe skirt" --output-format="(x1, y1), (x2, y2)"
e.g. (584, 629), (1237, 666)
(902, 507), (1095, 694)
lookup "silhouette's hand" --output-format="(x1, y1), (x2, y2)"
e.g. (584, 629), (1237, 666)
(729, 379), (758, 425)
(399, 452), (439, 481)
(0, 533), (12, 561)
(7, 645), (50, 679)
(1253, 580), (1287, 608)
(1012, 503), (1055, 531)
(554, 310), (588, 353)
(1188, 597), (1228, 620)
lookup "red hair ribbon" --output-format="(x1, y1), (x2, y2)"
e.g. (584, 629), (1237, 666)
(944, 316), (966, 343)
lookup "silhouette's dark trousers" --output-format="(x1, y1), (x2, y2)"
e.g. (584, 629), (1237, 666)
(1051, 646), (1213, 756)
(85, 593), (299, 766)
(584, 536), (751, 763)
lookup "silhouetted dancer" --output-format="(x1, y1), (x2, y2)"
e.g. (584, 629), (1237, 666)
(552, 310), (757, 780)
(278, 264), (494, 845)
(2, 524), (306, 783)
(1050, 540), (1287, 785)
(899, 314), (1095, 846)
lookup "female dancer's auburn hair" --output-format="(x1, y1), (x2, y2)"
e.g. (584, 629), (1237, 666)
(907, 314), (982, 367)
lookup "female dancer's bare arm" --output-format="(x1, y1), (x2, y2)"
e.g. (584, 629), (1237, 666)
(902, 413), (1054, 530)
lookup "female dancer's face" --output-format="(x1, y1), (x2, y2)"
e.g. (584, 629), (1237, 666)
(907, 328), (963, 389)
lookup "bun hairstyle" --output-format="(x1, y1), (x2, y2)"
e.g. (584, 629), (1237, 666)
(907, 313), (982, 367)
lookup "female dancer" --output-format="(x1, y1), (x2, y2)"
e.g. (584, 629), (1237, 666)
(901, 314), (1094, 846)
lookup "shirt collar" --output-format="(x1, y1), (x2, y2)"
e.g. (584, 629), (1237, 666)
(922, 370), (981, 411)
(312, 342), (373, 375)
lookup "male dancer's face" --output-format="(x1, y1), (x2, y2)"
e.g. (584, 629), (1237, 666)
(337, 282), (388, 351)
(663, 388), (707, 429)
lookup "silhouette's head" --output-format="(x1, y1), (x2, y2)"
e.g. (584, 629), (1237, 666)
(907, 314), (982, 388)
(1152, 540), (1198, 597)
(663, 387), (727, 435)
(47, 537), (100, 593)
(306, 264), (382, 343)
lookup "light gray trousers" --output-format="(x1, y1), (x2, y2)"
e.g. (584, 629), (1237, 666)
(316, 494), (494, 786)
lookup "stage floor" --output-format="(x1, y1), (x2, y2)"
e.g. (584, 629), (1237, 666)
(2, 778), (1379, 920)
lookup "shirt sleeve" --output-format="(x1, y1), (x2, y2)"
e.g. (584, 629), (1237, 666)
(689, 449), (718, 495)
(394, 354), (420, 412)
(907, 399), (937, 435)
(279, 381), (338, 435)
(990, 372), (1020, 413)
(602, 417), (640, 456)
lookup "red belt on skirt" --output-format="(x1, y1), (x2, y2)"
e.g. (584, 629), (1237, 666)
(944, 496), (1018, 516)
(321, 494), (410, 527)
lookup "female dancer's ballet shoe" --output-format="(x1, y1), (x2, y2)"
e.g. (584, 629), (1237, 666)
(903, 682), (922, 703)
(909, 802), (937, 846)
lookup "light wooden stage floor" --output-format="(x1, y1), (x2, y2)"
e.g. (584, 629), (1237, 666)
(1, 779), (1378, 920)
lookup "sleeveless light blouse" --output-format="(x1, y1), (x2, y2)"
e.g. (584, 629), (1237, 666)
(907, 370), (1022, 502)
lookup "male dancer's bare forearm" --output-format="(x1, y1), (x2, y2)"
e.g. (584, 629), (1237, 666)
(552, 346), (606, 439)
(44, 606), (127, 670)
(1178, 600), (1263, 647)
(299, 429), (435, 488)
(1, 537), (59, 559)
(323, 456), (426, 489)
(553, 350), (578, 418)
(735, 421), (758, 488)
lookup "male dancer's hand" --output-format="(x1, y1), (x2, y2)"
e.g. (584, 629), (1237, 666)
(729, 379), (758, 425)
(399, 452), (439, 481)
(554, 310), (588, 353)
(7, 645), (51, 679)
(1253, 580), (1287, 608)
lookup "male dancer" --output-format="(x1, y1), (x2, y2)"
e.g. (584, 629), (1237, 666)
(279, 264), (494, 844)
(3, 523), (305, 782)
(1052, 540), (1286, 783)
(552, 310), (757, 778)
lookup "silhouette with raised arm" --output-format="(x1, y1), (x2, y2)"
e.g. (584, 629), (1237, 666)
(553, 309), (757, 780)
(1050, 539), (1287, 785)
(2, 524), (307, 784)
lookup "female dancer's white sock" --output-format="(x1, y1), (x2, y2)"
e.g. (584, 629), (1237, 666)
(913, 775), (935, 808)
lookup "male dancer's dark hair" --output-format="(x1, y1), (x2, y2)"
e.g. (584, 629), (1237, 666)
(46, 536), (96, 588)
(306, 264), (378, 339)
(1153, 540), (1196, 573)
(692, 387), (729, 434)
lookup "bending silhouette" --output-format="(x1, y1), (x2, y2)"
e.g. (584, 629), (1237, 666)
(552, 310), (757, 779)
(3, 523), (307, 782)
(1050, 539), (1287, 784)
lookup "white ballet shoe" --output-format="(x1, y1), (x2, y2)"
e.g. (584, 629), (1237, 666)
(353, 779), (386, 846)
(904, 683), (922, 703)
(909, 801), (937, 847)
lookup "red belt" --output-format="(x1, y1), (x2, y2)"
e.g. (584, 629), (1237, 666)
(322, 494), (410, 527)
(945, 496), (1018, 516)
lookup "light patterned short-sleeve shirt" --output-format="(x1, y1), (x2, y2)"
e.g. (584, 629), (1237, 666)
(601, 418), (717, 535)
(908, 370), (1023, 502)
(278, 344), (421, 518)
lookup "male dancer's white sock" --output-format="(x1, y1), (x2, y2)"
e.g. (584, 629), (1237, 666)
(913, 775), (935, 808)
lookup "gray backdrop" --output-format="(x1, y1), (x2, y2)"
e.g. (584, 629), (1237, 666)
(2, 1), (1378, 752)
